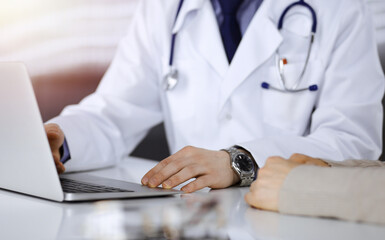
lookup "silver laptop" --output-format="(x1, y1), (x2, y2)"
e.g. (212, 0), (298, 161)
(0, 62), (180, 202)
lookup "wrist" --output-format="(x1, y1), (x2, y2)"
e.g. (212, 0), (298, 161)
(231, 164), (241, 186)
(221, 146), (257, 187)
(219, 150), (241, 186)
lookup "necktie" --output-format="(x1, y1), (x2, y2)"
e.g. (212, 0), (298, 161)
(218, 0), (244, 63)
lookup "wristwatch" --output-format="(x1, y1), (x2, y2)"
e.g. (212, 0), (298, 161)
(222, 146), (257, 187)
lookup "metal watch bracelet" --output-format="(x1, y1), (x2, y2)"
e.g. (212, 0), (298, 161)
(222, 146), (257, 187)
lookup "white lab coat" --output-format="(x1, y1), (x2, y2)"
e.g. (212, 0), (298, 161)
(51, 0), (385, 172)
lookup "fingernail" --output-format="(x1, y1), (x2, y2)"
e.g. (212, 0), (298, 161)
(149, 179), (157, 188)
(142, 177), (148, 185)
(163, 180), (172, 189)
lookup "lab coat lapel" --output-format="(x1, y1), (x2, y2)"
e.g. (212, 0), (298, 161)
(172, 0), (205, 34)
(220, 1), (283, 109)
(179, 0), (228, 79)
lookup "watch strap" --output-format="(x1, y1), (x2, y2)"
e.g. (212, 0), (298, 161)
(222, 146), (256, 187)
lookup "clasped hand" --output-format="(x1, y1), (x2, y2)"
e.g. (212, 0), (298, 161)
(245, 154), (329, 212)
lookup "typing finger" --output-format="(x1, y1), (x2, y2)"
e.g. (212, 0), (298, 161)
(162, 164), (205, 189)
(52, 149), (65, 174)
(55, 161), (66, 174)
(147, 156), (194, 188)
(181, 175), (212, 193)
(142, 146), (192, 185)
(141, 155), (176, 185)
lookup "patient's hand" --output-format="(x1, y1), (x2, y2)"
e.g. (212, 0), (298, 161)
(44, 123), (66, 174)
(289, 153), (329, 167)
(244, 154), (329, 212)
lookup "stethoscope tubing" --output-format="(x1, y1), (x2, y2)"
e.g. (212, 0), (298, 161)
(163, 0), (184, 91)
(165, 0), (319, 93)
(264, 0), (318, 93)
(278, 0), (317, 33)
(169, 0), (185, 67)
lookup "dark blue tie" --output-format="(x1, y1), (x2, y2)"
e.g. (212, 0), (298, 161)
(218, 0), (244, 63)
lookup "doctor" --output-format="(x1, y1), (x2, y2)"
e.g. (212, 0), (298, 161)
(47, 0), (384, 192)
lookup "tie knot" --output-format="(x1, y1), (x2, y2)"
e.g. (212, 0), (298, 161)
(218, 0), (244, 15)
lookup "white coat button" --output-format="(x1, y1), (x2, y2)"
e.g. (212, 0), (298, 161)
(225, 113), (232, 120)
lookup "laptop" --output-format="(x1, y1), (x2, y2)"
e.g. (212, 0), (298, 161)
(0, 62), (180, 202)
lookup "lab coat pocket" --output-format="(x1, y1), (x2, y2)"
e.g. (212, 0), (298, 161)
(261, 61), (322, 134)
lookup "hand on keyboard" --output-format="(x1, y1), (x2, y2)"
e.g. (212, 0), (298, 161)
(44, 123), (66, 174)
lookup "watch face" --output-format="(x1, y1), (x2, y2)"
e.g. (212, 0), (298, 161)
(235, 154), (254, 172)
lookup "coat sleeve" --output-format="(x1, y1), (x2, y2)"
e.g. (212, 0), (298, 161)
(48, 1), (166, 172)
(239, 0), (384, 166)
(279, 165), (385, 225)
(325, 159), (385, 168)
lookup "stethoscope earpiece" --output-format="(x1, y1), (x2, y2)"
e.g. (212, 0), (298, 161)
(309, 85), (318, 91)
(261, 82), (318, 93)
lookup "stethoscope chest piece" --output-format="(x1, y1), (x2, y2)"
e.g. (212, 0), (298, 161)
(163, 68), (178, 91)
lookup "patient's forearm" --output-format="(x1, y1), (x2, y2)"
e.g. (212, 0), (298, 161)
(279, 165), (385, 225)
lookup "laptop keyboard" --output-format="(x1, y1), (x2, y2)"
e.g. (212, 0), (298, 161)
(60, 178), (133, 193)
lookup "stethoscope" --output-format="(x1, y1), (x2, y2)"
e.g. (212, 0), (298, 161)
(163, 0), (185, 91)
(164, 0), (319, 93)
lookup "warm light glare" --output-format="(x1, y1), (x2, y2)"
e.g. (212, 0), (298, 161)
(0, 0), (138, 77)
(0, 0), (62, 26)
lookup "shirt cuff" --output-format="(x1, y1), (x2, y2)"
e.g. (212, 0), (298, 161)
(59, 137), (71, 164)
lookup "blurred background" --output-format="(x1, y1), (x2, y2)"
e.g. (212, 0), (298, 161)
(0, 0), (170, 159)
(0, 0), (138, 120)
(0, 0), (384, 160)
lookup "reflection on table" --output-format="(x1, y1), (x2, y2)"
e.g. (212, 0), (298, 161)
(0, 157), (384, 240)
